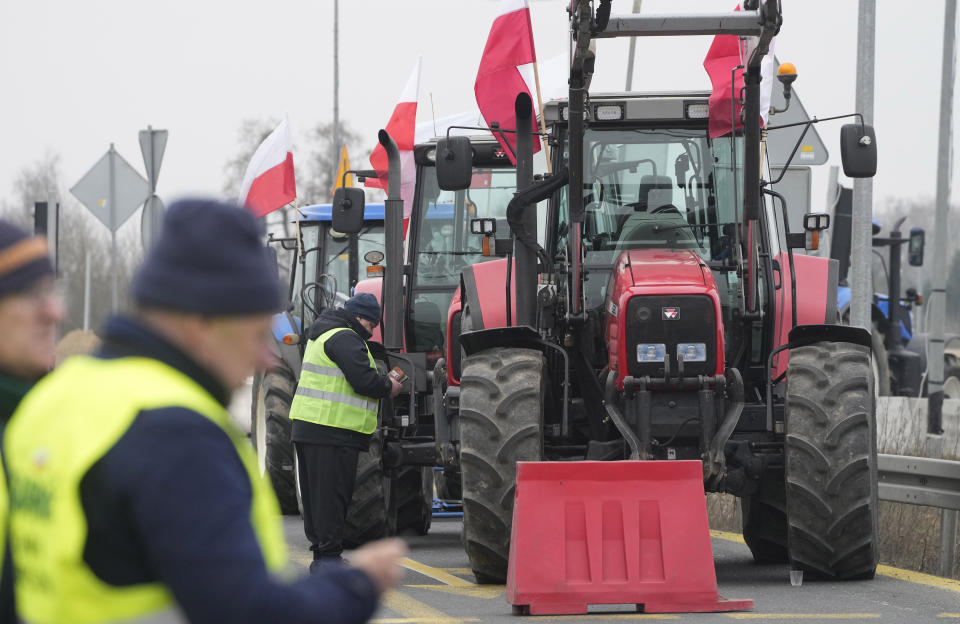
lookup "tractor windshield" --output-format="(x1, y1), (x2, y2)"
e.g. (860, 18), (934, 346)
(294, 222), (385, 327)
(413, 165), (519, 287)
(577, 127), (742, 264)
(553, 126), (744, 312)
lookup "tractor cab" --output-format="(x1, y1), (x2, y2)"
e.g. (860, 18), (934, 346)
(292, 203), (386, 329)
(544, 94), (747, 371)
(405, 137), (519, 366)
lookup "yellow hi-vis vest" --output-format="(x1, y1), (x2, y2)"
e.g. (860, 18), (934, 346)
(3, 356), (288, 624)
(289, 327), (380, 434)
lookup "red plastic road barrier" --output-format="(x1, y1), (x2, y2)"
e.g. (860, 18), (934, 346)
(506, 460), (753, 615)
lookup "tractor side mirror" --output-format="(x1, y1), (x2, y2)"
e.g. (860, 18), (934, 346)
(332, 187), (365, 234)
(436, 136), (473, 191)
(840, 123), (877, 178)
(908, 227), (925, 267)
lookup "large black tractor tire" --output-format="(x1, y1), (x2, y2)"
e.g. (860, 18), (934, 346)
(459, 348), (546, 584)
(343, 437), (390, 549)
(251, 365), (299, 515)
(784, 341), (879, 580)
(741, 468), (789, 564)
(393, 466), (434, 536)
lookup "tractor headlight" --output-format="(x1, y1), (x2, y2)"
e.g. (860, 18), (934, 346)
(676, 343), (707, 362)
(637, 343), (666, 363)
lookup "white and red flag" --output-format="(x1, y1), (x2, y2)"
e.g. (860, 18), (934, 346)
(366, 58), (421, 222)
(238, 118), (297, 217)
(474, 0), (540, 164)
(702, 3), (776, 138)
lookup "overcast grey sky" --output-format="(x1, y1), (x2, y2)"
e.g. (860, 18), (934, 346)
(0, 1), (955, 212)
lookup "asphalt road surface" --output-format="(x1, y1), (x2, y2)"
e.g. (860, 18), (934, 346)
(283, 516), (960, 623)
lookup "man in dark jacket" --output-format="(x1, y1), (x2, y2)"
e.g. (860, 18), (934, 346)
(4, 200), (404, 624)
(290, 293), (401, 571)
(0, 220), (64, 624)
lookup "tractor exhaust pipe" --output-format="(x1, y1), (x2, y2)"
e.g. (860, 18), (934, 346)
(514, 93), (537, 328)
(379, 129), (403, 351)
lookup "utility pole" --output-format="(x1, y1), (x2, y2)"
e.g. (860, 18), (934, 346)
(929, 0), (957, 437)
(625, 0), (642, 90)
(333, 0), (341, 176)
(849, 0), (876, 331)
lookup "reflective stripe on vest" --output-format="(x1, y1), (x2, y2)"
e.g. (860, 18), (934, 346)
(21, 605), (188, 624)
(3, 356), (288, 624)
(289, 327), (379, 434)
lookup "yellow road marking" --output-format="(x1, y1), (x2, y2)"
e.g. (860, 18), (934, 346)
(372, 619), (479, 624)
(938, 614), (960, 618)
(407, 584), (505, 599)
(876, 565), (960, 593)
(441, 567), (474, 575)
(726, 615), (881, 620)
(401, 557), (474, 586)
(381, 590), (471, 624)
(710, 529), (746, 544)
(710, 530), (960, 594)
(534, 615), (679, 621)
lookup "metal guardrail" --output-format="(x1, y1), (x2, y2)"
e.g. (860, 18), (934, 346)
(878, 453), (960, 578)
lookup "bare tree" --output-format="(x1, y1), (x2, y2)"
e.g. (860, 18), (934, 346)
(0, 154), (142, 335)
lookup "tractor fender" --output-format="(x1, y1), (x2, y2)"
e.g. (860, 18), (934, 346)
(786, 324), (872, 351)
(445, 288), (463, 387)
(352, 278), (384, 344)
(772, 253), (840, 378)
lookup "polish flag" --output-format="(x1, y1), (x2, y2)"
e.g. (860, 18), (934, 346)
(238, 118), (297, 217)
(366, 59), (421, 222)
(474, 0), (540, 164)
(702, 3), (776, 138)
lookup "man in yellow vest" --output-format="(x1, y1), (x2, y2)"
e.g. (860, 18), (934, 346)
(290, 292), (401, 572)
(4, 199), (405, 624)
(0, 220), (65, 624)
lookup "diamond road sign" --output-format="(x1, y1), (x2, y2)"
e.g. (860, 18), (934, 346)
(70, 146), (150, 232)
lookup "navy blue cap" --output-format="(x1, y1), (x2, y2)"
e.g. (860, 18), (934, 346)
(343, 293), (381, 324)
(0, 220), (54, 298)
(132, 198), (285, 316)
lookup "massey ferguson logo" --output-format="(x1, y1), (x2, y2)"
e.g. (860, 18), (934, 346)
(662, 307), (680, 320)
(494, 148), (506, 159)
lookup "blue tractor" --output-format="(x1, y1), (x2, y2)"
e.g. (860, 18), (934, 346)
(830, 185), (926, 395)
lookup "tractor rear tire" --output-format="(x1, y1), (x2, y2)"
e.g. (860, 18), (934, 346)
(459, 348), (546, 584)
(784, 341), (879, 580)
(343, 437), (390, 549)
(251, 365), (299, 515)
(393, 466), (434, 536)
(741, 468), (789, 564)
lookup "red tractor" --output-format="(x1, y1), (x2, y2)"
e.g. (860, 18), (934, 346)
(436, 0), (880, 584)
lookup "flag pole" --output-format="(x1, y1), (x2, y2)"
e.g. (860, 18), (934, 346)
(532, 60), (552, 174)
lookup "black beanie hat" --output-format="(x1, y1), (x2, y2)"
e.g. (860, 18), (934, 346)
(0, 220), (54, 298)
(132, 198), (285, 316)
(344, 293), (381, 324)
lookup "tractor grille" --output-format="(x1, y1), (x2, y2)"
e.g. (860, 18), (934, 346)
(624, 294), (717, 378)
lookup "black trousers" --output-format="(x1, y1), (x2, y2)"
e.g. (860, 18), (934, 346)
(295, 442), (360, 560)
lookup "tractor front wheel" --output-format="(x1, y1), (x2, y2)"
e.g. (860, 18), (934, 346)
(784, 340), (879, 579)
(459, 348), (545, 584)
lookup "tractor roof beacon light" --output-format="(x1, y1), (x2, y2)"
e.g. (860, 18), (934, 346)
(771, 62), (797, 115)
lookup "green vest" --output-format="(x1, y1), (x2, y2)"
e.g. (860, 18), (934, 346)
(3, 356), (288, 624)
(289, 327), (380, 434)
